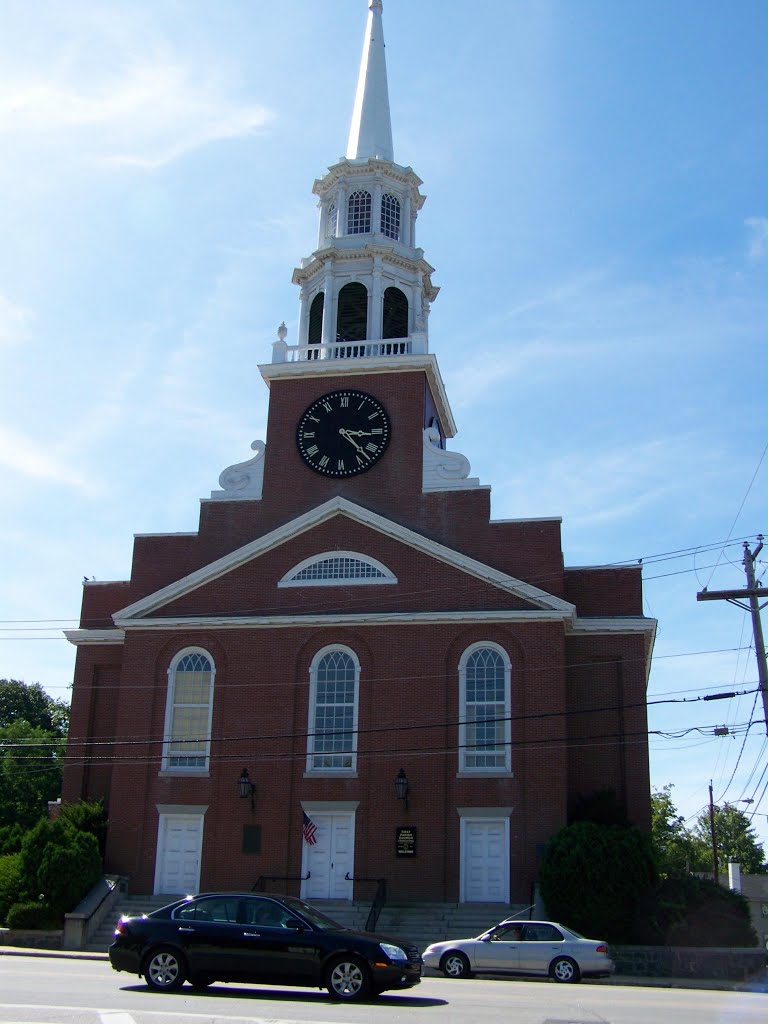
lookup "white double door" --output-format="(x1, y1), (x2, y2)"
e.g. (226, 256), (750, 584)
(461, 817), (510, 903)
(301, 812), (354, 901)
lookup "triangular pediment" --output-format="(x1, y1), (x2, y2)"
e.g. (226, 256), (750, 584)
(112, 497), (575, 626)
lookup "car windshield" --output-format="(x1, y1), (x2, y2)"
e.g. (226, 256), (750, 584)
(280, 896), (345, 931)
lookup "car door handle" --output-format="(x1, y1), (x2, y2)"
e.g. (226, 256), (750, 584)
(242, 932), (260, 938)
(177, 927), (195, 933)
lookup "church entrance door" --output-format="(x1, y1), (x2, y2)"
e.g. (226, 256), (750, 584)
(460, 816), (509, 903)
(301, 812), (355, 901)
(154, 812), (204, 895)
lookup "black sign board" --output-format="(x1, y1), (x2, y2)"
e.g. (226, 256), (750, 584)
(396, 826), (416, 856)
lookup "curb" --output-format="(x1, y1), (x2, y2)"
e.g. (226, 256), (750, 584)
(2, 947), (766, 992)
(0, 947), (108, 961)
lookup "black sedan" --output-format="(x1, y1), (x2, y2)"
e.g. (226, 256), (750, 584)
(109, 892), (422, 1001)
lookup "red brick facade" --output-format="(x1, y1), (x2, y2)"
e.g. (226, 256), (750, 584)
(63, 362), (654, 904)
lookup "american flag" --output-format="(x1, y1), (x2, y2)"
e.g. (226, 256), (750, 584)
(302, 812), (317, 845)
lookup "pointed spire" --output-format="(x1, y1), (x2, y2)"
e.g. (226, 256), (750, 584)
(346, 0), (394, 163)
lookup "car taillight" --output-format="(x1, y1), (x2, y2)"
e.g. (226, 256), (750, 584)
(595, 944), (608, 954)
(115, 919), (127, 936)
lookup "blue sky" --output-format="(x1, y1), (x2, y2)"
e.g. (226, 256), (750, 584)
(1, 0), (766, 848)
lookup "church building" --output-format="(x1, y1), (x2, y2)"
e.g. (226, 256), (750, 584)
(63, 1), (656, 906)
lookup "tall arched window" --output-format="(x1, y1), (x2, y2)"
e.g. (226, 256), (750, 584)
(347, 190), (372, 234)
(336, 282), (368, 344)
(163, 649), (215, 771)
(459, 644), (511, 773)
(326, 202), (338, 239)
(307, 646), (360, 771)
(380, 193), (401, 239)
(382, 286), (408, 339)
(308, 292), (324, 348)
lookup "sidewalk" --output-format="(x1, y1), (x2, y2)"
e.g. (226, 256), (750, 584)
(2, 946), (765, 992)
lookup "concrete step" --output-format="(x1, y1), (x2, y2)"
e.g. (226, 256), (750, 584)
(86, 894), (184, 952)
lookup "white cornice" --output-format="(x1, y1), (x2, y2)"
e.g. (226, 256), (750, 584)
(259, 352), (457, 438)
(313, 159), (425, 204)
(112, 495), (575, 624)
(65, 629), (125, 646)
(292, 243), (437, 285)
(115, 610), (573, 630)
(569, 617), (656, 635)
(570, 616), (657, 689)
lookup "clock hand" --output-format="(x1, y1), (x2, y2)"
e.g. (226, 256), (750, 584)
(339, 429), (371, 458)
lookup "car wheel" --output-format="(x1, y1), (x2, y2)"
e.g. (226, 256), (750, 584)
(549, 956), (580, 983)
(143, 947), (186, 991)
(440, 951), (473, 978)
(325, 955), (371, 1001)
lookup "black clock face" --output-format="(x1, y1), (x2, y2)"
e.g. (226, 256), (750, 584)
(297, 389), (391, 477)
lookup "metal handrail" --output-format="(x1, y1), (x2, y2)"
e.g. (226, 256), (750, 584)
(344, 873), (387, 932)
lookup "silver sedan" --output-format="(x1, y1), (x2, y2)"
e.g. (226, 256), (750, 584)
(422, 919), (614, 983)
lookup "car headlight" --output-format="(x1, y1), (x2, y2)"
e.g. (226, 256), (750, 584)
(379, 942), (407, 961)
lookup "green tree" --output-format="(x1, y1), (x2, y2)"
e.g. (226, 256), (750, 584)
(0, 720), (65, 830)
(18, 817), (101, 915)
(692, 803), (768, 876)
(59, 799), (107, 857)
(0, 679), (69, 736)
(539, 820), (657, 943)
(651, 784), (699, 875)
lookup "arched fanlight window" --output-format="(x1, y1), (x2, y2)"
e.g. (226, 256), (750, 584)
(347, 190), (372, 234)
(381, 193), (401, 240)
(279, 550), (396, 587)
(337, 282), (368, 343)
(459, 644), (511, 773)
(326, 202), (338, 239)
(307, 646), (360, 771)
(383, 286), (408, 339)
(163, 649), (215, 771)
(308, 292), (324, 346)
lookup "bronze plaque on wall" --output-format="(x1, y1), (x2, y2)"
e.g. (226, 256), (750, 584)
(396, 827), (416, 856)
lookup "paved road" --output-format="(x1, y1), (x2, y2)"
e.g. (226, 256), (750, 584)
(0, 954), (765, 1024)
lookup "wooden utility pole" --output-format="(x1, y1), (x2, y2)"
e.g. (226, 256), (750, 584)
(697, 536), (768, 736)
(709, 781), (719, 884)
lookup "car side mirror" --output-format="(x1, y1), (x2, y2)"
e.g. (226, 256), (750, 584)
(285, 919), (304, 931)
(481, 935), (491, 942)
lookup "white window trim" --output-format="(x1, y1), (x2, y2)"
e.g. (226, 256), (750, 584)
(279, 550), (397, 588)
(161, 647), (216, 773)
(458, 641), (511, 775)
(306, 644), (360, 773)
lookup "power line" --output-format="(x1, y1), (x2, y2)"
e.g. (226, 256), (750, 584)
(0, 535), (760, 632)
(2, 688), (759, 754)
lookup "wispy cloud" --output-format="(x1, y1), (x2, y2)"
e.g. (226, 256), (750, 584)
(0, 425), (91, 490)
(493, 438), (684, 528)
(0, 295), (33, 351)
(0, 49), (272, 170)
(745, 217), (768, 261)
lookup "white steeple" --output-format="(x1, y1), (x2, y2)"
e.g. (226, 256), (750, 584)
(346, 1), (394, 163)
(269, 0), (441, 384)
